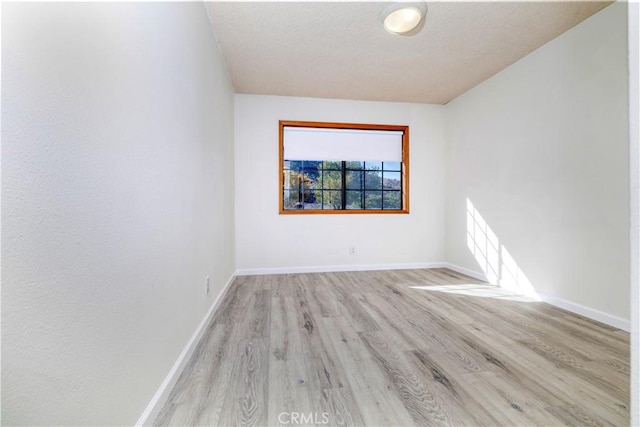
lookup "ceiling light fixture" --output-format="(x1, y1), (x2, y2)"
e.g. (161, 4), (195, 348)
(381, 1), (428, 36)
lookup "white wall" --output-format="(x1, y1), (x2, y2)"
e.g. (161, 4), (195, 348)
(1, 3), (235, 425)
(234, 95), (446, 272)
(445, 3), (629, 321)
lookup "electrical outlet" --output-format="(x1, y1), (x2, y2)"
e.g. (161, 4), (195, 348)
(349, 246), (356, 255)
(206, 276), (210, 294)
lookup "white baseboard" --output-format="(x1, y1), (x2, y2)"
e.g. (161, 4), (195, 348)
(236, 262), (448, 276)
(441, 264), (630, 332)
(442, 263), (489, 282)
(135, 273), (237, 426)
(538, 292), (630, 332)
(235, 262), (488, 280)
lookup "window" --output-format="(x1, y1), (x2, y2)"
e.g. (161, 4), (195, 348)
(279, 121), (409, 214)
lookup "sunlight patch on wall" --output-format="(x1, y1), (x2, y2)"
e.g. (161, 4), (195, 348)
(467, 198), (539, 299)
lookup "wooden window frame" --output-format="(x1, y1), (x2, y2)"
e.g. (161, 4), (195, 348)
(279, 120), (410, 215)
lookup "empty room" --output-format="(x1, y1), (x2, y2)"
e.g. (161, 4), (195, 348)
(2, 1), (639, 426)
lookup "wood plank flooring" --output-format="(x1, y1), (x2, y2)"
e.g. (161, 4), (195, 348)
(154, 269), (630, 426)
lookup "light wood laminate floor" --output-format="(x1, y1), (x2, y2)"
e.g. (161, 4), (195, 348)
(154, 269), (630, 426)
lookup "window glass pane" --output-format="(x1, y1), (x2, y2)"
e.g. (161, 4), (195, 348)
(346, 191), (363, 209)
(303, 186), (314, 204)
(311, 186), (320, 205)
(364, 191), (382, 209)
(283, 189), (303, 210)
(346, 171), (362, 190)
(322, 161), (342, 170)
(303, 182), (318, 205)
(364, 170), (382, 190)
(345, 161), (365, 170)
(304, 200), (321, 210)
(312, 191), (323, 209)
(319, 170), (342, 190)
(365, 161), (382, 171)
(383, 162), (402, 171)
(322, 191), (342, 210)
(301, 161), (320, 180)
(285, 163), (317, 193)
(383, 171), (401, 189)
(283, 171), (300, 190)
(304, 174), (315, 191)
(383, 191), (401, 209)
(287, 160), (305, 171)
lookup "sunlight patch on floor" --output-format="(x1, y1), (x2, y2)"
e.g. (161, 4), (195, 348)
(409, 283), (540, 302)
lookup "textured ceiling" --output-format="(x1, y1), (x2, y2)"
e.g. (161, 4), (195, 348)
(207, 1), (612, 105)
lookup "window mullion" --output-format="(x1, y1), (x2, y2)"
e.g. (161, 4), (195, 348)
(341, 161), (347, 210)
(321, 163), (324, 210)
(361, 170), (365, 210)
(381, 168), (384, 210)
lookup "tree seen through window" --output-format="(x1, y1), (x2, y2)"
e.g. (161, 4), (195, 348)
(282, 161), (402, 210)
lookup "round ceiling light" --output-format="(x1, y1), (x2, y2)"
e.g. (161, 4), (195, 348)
(381, 2), (427, 36)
